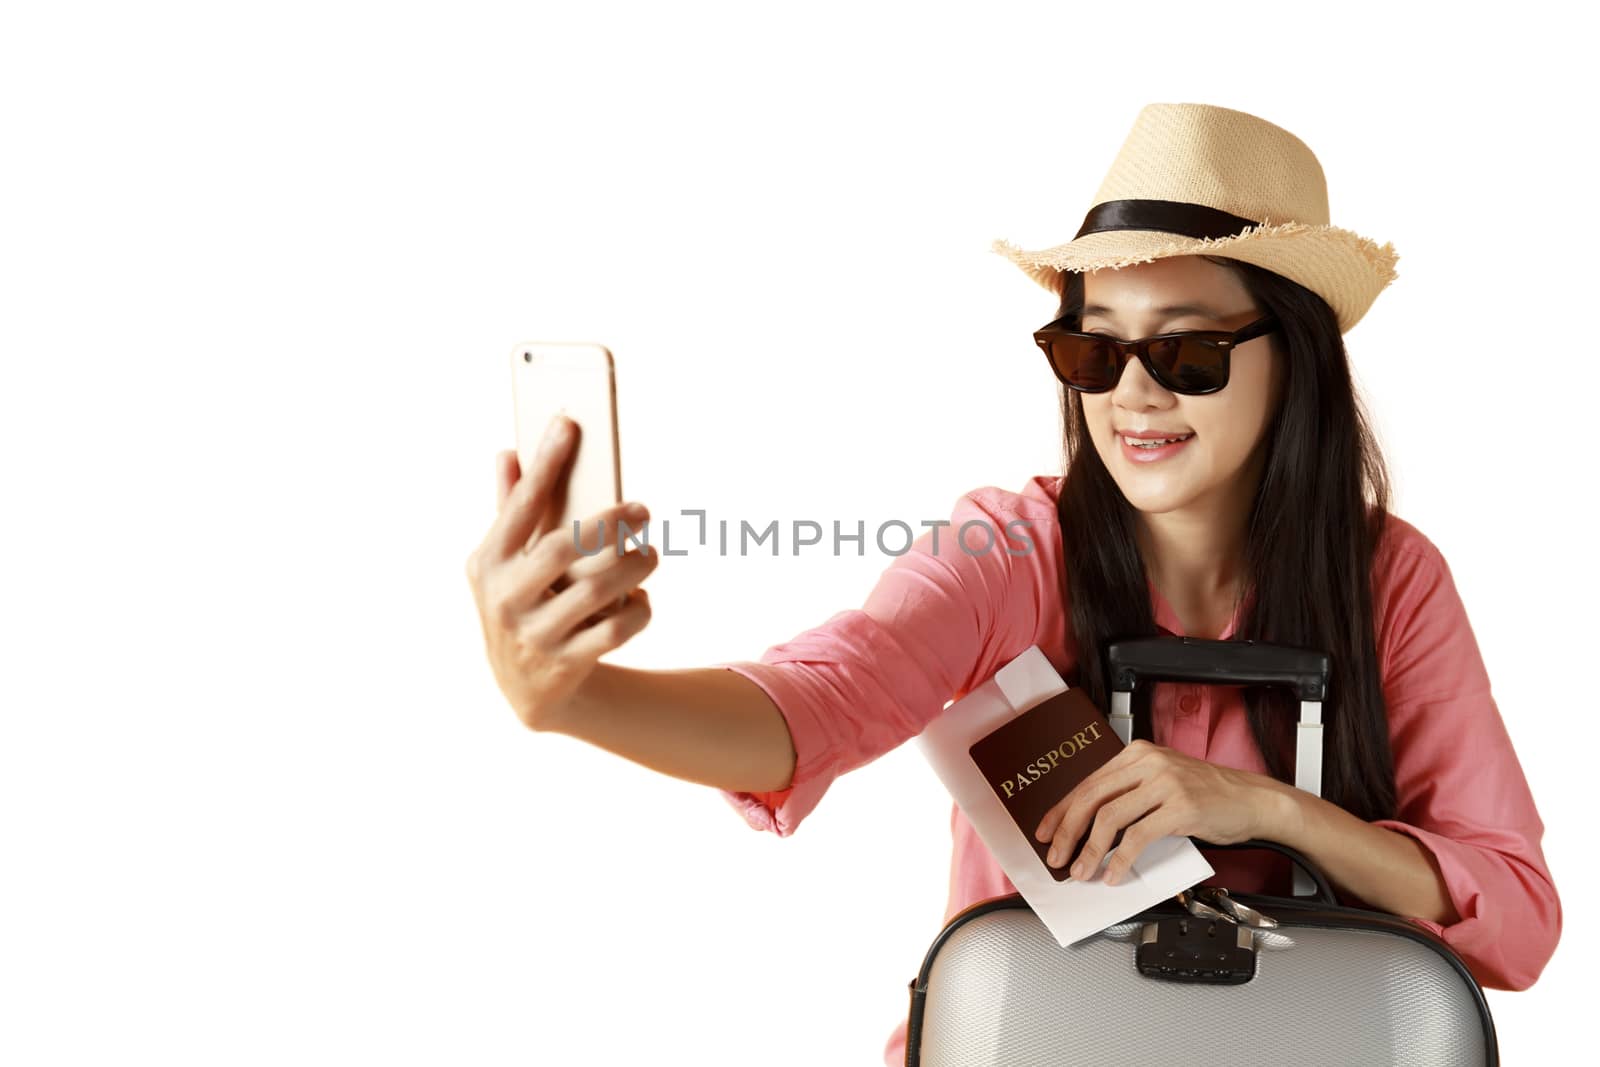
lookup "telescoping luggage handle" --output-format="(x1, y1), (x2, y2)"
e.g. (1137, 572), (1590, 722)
(1106, 637), (1332, 898)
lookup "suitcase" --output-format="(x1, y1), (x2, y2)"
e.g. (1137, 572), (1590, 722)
(903, 637), (1497, 1066)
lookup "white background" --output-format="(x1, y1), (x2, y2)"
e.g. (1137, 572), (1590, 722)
(3, 2), (1593, 1064)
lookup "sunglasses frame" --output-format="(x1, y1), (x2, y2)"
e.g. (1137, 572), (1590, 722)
(1033, 312), (1280, 396)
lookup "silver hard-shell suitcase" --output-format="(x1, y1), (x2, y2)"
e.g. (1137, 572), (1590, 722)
(904, 637), (1496, 1066)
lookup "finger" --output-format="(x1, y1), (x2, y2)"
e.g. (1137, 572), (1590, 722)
(528, 542), (659, 645)
(496, 449), (519, 513)
(1058, 780), (1165, 878)
(559, 501), (654, 585)
(1041, 772), (1138, 872)
(499, 500), (650, 616)
(1043, 755), (1167, 872)
(1035, 744), (1157, 854)
(1103, 808), (1183, 886)
(485, 415), (577, 561)
(561, 587), (653, 661)
(1033, 738), (1156, 843)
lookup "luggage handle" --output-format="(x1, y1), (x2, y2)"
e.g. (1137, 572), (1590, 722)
(1191, 838), (1337, 905)
(1106, 637), (1333, 898)
(1107, 636), (1330, 700)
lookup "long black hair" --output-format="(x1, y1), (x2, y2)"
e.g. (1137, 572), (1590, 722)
(1055, 255), (1398, 823)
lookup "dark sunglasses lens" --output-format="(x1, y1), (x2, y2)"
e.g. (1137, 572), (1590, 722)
(1049, 336), (1119, 391)
(1147, 337), (1227, 392)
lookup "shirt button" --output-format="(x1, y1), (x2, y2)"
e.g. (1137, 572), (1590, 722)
(1178, 693), (1200, 715)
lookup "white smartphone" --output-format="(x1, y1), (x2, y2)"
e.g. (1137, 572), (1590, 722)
(510, 342), (626, 580)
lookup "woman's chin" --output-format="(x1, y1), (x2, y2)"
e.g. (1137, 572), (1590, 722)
(1111, 478), (1196, 516)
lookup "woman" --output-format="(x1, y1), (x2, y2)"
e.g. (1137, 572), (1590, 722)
(465, 103), (1561, 1064)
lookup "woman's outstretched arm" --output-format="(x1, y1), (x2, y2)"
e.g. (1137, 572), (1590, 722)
(538, 664), (797, 795)
(467, 426), (797, 796)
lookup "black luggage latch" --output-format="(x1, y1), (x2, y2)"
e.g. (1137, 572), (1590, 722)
(1135, 916), (1257, 984)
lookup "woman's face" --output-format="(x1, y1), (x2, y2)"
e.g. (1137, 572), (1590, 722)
(1077, 255), (1283, 517)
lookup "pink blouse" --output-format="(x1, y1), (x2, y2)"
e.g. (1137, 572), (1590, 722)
(713, 474), (1560, 1067)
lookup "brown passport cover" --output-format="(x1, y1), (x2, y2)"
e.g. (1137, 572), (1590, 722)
(967, 687), (1125, 882)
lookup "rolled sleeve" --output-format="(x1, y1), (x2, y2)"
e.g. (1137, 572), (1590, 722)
(1373, 808), (1561, 990)
(710, 486), (1053, 837)
(713, 656), (828, 836)
(1370, 525), (1562, 989)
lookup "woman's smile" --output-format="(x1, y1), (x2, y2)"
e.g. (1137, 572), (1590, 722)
(1118, 431), (1195, 464)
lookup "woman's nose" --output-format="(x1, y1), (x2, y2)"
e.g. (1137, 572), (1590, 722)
(1111, 353), (1174, 409)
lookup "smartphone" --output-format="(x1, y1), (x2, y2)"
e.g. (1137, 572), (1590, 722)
(510, 342), (625, 578)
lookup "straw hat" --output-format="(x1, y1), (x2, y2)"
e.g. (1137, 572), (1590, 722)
(992, 102), (1398, 333)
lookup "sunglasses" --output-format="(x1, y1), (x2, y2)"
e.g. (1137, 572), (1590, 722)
(1033, 312), (1279, 395)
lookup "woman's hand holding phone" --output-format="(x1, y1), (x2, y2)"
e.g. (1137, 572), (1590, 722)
(465, 415), (658, 732)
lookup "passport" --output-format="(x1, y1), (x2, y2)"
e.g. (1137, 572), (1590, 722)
(916, 645), (1212, 946)
(967, 687), (1125, 882)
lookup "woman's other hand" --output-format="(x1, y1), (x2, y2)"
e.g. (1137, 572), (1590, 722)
(465, 415), (658, 732)
(1033, 739), (1292, 885)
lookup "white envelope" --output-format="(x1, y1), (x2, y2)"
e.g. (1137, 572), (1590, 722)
(915, 644), (1213, 946)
